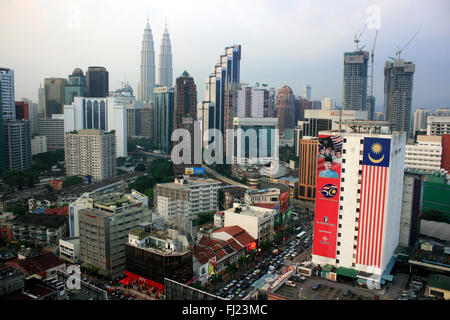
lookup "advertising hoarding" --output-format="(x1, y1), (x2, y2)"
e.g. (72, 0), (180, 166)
(312, 134), (342, 259)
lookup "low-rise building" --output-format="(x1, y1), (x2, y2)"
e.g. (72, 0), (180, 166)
(12, 214), (68, 246)
(58, 237), (80, 263)
(124, 224), (192, 297)
(0, 263), (25, 296)
(5, 251), (66, 279)
(425, 273), (450, 300)
(223, 203), (276, 243)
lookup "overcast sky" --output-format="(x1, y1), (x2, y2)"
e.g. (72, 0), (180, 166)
(1, 0), (449, 112)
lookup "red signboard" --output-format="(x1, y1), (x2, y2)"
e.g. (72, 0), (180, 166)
(279, 190), (290, 213)
(312, 135), (342, 259)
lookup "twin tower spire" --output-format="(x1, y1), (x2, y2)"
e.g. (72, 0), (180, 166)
(138, 18), (173, 103)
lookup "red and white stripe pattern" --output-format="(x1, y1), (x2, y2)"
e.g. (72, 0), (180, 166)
(356, 165), (388, 268)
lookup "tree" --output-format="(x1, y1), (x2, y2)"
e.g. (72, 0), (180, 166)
(134, 163), (146, 172)
(63, 176), (83, 188)
(6, 205), (27, 215)
(3, 170), (39, 190)
(128, 175), (155, 194)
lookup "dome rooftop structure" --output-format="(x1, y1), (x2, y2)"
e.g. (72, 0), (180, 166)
(72, 68), (84, 76)
(181, 70), (190, 77)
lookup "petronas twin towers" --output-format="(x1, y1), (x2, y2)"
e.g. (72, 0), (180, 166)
(138, 19), (173, 103)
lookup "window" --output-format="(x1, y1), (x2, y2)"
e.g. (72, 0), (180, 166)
(342, 159), (346, 163)
(341, 178), (345, 182)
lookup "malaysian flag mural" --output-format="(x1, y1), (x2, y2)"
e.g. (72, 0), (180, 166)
(356, 137), (391, 268)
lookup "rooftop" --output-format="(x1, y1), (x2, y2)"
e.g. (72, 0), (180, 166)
(427, 273), (450, 291)
(13, 214), (67, 229)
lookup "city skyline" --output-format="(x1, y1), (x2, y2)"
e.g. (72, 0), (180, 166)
(0, 0), (449, 113)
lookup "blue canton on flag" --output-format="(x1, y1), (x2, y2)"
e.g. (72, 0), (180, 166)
(362, 137), (391, 167)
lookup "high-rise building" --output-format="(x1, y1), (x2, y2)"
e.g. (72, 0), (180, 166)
(426, 116), (450, 136)
(0, 81), (4, 176)
(44, 78), (68, 118)
(31, 136), (47, 156)
(14, 101), (29, 120)
(303, 109), (368, 132)
(414, 108), (431, 135)
(157, 23), (173, 88)
(38, 84), (45, 117)
(38, 114), (65, 150)
(276, 85), (296, 132)
(65, 129), (116, 182)
(434, 108), (450, 117)
(312, 121), (406, 288)
(322, 98), (335, 111)
(0, 68), (16, 120)
(140, 104), (153, 139)
(298, 136), (318, 201)
(78, 190), (151, 279)
(65, 68), (86, 104)
(64, 97), (127, 157)
(441, 134), (450, 171)
(29, 102), (40, 135)
(232, 117), (278, 165)
(154, 177), (220, 225)
(204, 45), (241, 146)
(153, 87), (174, 153)
(405, 135), (442, 172)
(366, 95), (376, 121)
(303, 85), (311, 100)
(342, 51), (369, 112)
(138, 19), (156, 103)
(173, 71), (198, 175)
(3, 120), (32, 171)
(85, 66), (108, 98)
(383, 59), (415, 133)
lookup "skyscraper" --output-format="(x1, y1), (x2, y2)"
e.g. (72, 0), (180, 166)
(3, 120), (32, 171)
(276, 85), (295, 132)
(44, 77), (68, 117)
(383, 59), (415, 133)
(157, 23), (173, 88)
(85, 66), (108, 98)
(302, 84), (311, 100)
(0, 80), (4, 176)
(153, 87), (174, 153)
(204, 45), (241, 146)
(65, 129), (116, 182)
(64, 97), (127, 157)
(65, 68), (86, 104)
(173, 71), (198, 176)
(0, 68), (15, 120)
(138, 19), (156, 103)
(312, 121), (406, 288)
(413, 108), (430, 135)
(342, 51), (369, 112)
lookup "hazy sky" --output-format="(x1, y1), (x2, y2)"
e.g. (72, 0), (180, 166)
(1, 0), (449, 112)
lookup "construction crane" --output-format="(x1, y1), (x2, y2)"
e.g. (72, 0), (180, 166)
(368, 30), (378, 120)
(354, 24), (367, 51)
(393, 31), (420, 59)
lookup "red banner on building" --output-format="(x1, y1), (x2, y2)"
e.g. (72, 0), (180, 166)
(312, 135), (342, 259)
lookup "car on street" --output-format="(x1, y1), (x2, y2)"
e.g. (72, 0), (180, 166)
(312, 283), (321, 290)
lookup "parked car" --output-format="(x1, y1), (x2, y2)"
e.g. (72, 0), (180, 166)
(312, 283), (321, 290)
(344, 289), (351, 296)
(285, 280), (296, 288)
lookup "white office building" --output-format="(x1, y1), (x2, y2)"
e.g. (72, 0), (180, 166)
(154, 177), (221, 223)
(413, 108), (430, 134)
(312, 121), (406, 288)
(427, 116), (450, 136)
(64, 96), (127, 157)
(0, 67), (16, 120)
(223, 203), (276, 243)
(31, 135), (48, 156)
(322, 98), (336, 111)
(405, 135), (442, 172)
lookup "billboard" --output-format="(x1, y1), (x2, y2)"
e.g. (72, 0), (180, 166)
(312, 134), (342, 259)
(184, 167), (205, 175)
